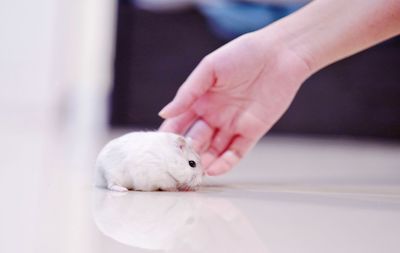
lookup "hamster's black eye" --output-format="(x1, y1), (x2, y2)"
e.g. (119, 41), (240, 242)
(188, 160), (196, 168)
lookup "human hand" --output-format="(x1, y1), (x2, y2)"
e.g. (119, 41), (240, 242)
(159, 31), (311, 175)
(158, 0), (400, 176)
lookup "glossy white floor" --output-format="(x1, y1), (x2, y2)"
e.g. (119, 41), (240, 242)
(2, 126), (400, 253)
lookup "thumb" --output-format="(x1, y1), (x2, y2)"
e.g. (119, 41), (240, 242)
(159, 58), (215, 118)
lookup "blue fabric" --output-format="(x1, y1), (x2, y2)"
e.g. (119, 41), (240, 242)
(198, 2), (304, 40)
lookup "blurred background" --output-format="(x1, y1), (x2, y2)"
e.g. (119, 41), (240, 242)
(0, 1), (399, 252)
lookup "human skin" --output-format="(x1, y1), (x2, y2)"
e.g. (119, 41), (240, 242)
(159, 0), (400, 176)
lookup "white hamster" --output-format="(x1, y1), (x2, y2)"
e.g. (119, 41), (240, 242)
(95, 132), (204, 192)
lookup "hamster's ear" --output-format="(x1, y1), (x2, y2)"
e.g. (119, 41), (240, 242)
(176, 136), (187, 150)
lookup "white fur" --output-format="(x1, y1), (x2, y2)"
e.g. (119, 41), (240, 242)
(95, 132), (203, 191)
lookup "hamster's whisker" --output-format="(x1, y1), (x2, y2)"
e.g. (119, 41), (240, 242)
(166, 171), (179, 184)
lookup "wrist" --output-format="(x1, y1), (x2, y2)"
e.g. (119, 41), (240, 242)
(256, 19), (318, 77)
(250, 25), (315, 85)
(256, 0), (400, 77)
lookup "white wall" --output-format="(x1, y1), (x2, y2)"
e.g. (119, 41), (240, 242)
(0, 1), (116, 252)
(0, 0), (116, 168)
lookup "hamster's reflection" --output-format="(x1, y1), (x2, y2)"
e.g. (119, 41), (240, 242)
(92, 188), (268, 252)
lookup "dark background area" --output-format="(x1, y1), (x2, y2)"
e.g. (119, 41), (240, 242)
(110, 1), (400, 139)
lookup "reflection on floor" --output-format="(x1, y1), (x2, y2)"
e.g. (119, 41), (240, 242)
(1, 128), (400, 253)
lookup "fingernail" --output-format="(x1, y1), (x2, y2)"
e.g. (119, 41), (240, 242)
(205, 168), (222, 176)
(223, 150), (240, 167)
(158, 105), (170, 118)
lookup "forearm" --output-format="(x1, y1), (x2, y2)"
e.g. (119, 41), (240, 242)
(260, 0), (400, 74)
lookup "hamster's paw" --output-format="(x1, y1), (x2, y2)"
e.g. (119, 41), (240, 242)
(108, 184), (129, 192)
